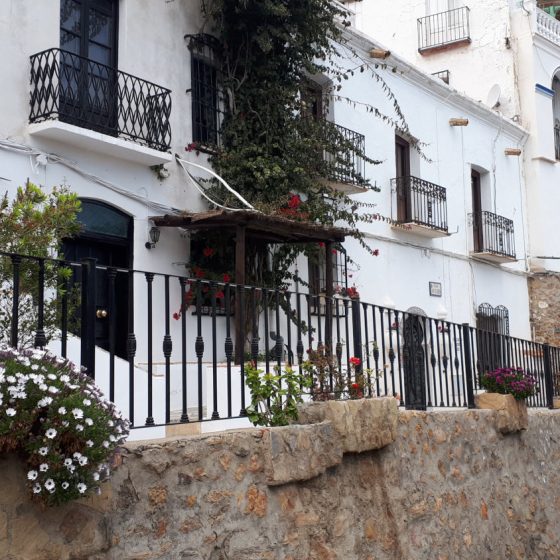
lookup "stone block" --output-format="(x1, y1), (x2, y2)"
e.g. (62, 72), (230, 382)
(475, 392), (528, 434)
(296, 397), (398, 453)
(263, 422), (342, 486)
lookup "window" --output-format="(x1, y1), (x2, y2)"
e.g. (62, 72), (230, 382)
(308, 247), (347, 295)
(188, 34), (222, 151)
(476, 304), (510, 335)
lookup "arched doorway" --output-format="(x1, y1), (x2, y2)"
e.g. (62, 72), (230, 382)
(402, 307), (427, 410)
(62, 199), (133, 359)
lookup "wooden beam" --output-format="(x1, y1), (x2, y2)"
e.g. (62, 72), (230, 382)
(324, 242), (334, 352)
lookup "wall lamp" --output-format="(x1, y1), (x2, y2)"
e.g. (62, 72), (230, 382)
(145, 226), (161, 249)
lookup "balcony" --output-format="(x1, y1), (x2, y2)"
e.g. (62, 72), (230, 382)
(536, 7), (560, 48)
(471, 211), (516, 263)
(29, 49), (172, 165)
(391, 176), (449, 237)
(301, 118), (368, 194)
(417, 7), (471, 54)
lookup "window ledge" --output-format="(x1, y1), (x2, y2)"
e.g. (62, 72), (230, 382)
(392, 222), (450, 238)
(470, 251), (517, 264)
(28, 121), (173, 166)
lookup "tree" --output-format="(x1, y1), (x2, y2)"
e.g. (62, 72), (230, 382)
(0, 182), (81, 347)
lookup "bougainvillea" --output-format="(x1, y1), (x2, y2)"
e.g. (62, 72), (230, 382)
(0, 346), (128, 506)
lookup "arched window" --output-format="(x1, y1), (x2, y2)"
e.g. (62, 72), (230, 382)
(476, 303), (509, 335)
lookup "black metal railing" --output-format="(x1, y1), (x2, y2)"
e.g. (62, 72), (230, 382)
(392, 176), (448, 232)
(555, 122), (560, 161)
(3, 251), (558, 429)
(29, 48), (172, 152)
(418, 7), (471, 52)
(473, 210), (516, 259)
(324, 122), (367, 187)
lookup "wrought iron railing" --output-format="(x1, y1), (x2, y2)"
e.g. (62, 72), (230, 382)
(473, 210), (516, 259)
(3, 251), (558, 428)
(29, 48), (172, 152)
(417, 7), (471, 52)
(391, 176), (448, 232)
(555, 122), (560, 161)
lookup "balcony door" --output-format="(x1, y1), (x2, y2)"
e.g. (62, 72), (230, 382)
(59, 0), (119, 133)
(471, 170), (483, 252)
(395, 136), (411, 222)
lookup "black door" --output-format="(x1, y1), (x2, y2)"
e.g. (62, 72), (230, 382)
(62, 200), (132, 360)
(395, 136), (411, 222)
(471, 170), (483, 252)
(59, 0), (119, 133)
(402, 315), (427, 410)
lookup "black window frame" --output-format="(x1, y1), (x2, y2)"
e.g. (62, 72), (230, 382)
(188, 34), (223, 153)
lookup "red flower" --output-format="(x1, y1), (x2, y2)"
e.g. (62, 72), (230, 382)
(215, 290), (225, 300)
(372, 249), (380, 256)
(346, 287), (359, 299)
(193, 266), (205, 279)
(332, 249), (337, 255)
(350, 356), (361, 367)
(351, 382), (360, 389)
(173, 312), (181, 321)
(185, 142), (198, 152)
(318, 242), (325, 248)
(287, 194), (302, 209)
(203, 247), (215, 258)
(222, 273), (231, 283)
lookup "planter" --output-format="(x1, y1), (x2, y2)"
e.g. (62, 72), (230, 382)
(553, 396), (560, 410)
(474, 392), (528, 434)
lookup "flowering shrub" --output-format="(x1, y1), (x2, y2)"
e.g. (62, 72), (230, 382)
(481, 367), (538, 400)
(0, 347), (129, 506)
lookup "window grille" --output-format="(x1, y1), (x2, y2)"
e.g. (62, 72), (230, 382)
(476, 303), (510, 336)
(188, 34), (223, 151)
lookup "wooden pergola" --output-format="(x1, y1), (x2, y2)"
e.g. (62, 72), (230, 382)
(152, 209), (349, 359)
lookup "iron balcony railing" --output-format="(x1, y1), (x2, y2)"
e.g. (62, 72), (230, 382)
(417, 7), (471, 52)
(555, 122), (560, 161)
(29, 48), (172, 152)
(392, 176), (448, 232)
(473, 210), (516, 259)
(324, 122), (367, 187)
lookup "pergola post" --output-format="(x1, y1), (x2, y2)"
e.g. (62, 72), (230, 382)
(235, 225), (246, 364)
(325, 241), (334, 353)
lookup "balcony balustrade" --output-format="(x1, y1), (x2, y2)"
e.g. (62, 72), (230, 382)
(417, 7), (471, 53)
(536, 7), (560, 47)
(391, 176), (449, 237)
(471, 210), (516, 263)
(29, 48), (172, 153)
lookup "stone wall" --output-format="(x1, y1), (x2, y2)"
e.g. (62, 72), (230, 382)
(2, 407), (560, 559)
(529, 274), (560, 346)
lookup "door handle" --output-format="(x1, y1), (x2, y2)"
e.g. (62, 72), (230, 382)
(96, 309), (108, 319)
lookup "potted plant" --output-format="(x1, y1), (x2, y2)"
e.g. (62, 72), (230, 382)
(475, 367), (537, 433)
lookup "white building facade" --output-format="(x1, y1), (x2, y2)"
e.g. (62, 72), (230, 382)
(0, 0), (536, 432)
(351, 0), (560, 345)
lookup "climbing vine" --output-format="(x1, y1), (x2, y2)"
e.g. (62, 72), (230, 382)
(196, 0), (411, 287)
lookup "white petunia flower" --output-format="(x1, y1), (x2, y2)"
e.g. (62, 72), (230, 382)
(64, 458), (72, 467)
(47, 386), (59, 394)
(71, 408), (84, 419)
(6, 376), (16, 383)
(102, 441), (109, 448)
(39, 383), (48, 391)
(31, 364), (39, 371)
(83, 398), (91, 406)
(27, 470), (38, 480)
(38, 397), (53, 407)
(6, 408), (16, 417)
(75, 424), (84, 432)
(38, 447), (49, 456)
(86, 440), (94, 448)
(78, 456), (88, 466)
(39, 463), (48, 472)
(60, 374), (70, 383)
(73, 452), (82, 460)
(58, 407), (67, 415)
(62, 420), (69, 427)
(45, 428), (57, 439)
(85, 418), (93, 426)
(44, 479), (55, 491)
(32, 483), (41, 494)
(47, 374), (57, 381)
(77, 483), (87, 494)
(93, 472), (100, 481)
(61, 482), (69, 490)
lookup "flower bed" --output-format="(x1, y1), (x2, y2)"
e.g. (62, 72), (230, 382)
(0, 346), (128, 506)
